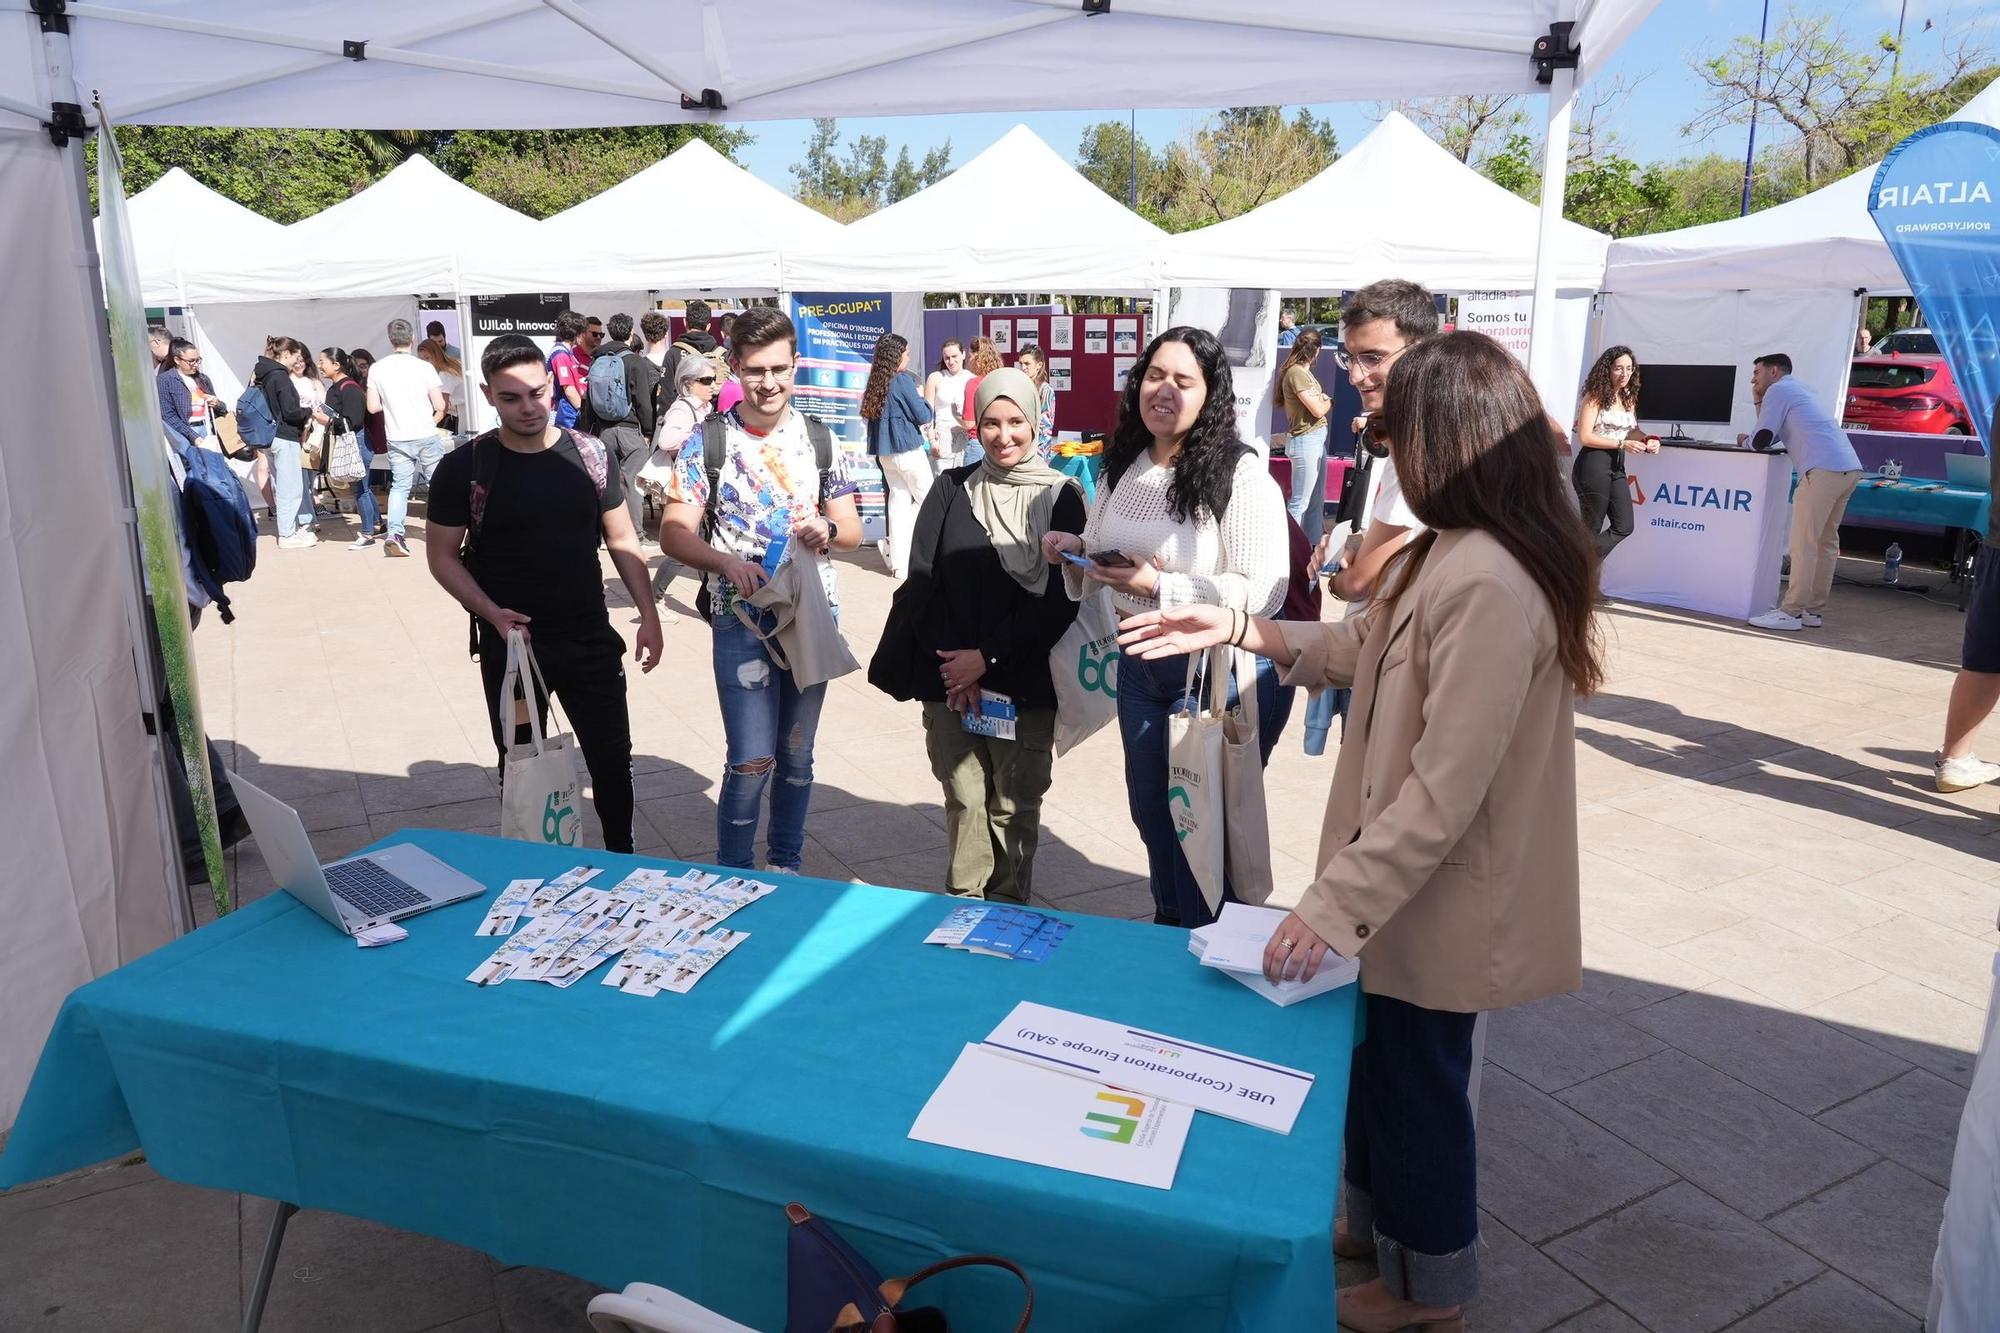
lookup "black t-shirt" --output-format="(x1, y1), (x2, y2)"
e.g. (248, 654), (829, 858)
(429, 430), (624, 635)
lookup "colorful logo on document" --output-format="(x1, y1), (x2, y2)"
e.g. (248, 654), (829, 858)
(1081, 1091), (1147, 1143)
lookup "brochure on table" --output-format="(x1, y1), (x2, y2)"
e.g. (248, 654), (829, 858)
(979, 1000), (1314, 1134)
(910, 1044), (1193, 1190)
(1191, 902), (1358, 1007)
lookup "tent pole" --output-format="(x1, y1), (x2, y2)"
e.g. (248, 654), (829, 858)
(1524, 15), (1577, 408)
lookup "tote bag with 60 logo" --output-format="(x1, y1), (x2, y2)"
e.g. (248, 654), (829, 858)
(496, 629), (586, 848)
(1051, 587), (1121, 756)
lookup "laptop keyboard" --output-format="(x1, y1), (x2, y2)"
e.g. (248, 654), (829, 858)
(325, 858), (429, 919)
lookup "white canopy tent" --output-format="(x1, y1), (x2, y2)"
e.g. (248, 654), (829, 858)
(0, 0), (1663, 1135)
(1602, 78), (2000, 294)
(464, 137), (840, 296)
(1162, 110), (1610, 294)
(106, 166), (287, 306)
(784, 125), (1167, 296)
(1592, 79), (2000, 441)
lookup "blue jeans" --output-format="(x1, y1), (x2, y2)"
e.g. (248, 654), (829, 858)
(712, 608), (828, 871)
(269, 437), (312, 538)
(386, 435), (444, 539)
(1344, 993), (1482, 1306)
(352, 460), (381, 533)
(1285, 424), (1328, 545)
(1116, 647), (1294, 928)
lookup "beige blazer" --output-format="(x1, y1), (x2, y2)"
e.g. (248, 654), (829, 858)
(1275, 527), (1581, 1013)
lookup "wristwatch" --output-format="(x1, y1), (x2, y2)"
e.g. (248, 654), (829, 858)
(825, 520), (840, 546)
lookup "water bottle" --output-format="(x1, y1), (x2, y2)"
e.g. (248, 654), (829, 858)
(1884, 542), (1903, 585)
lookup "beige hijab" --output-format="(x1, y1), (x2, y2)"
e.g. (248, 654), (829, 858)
(967, 367), (1076, 590)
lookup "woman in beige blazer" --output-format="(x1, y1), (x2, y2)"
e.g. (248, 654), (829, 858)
(1120, 331), (1604, 1333)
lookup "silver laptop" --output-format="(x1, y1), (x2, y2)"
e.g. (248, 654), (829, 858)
(229, 770), (487, 935)
(1945, 452), (1990, 491)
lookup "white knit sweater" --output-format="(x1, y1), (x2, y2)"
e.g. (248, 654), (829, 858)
(1066, 451), (1289, 617)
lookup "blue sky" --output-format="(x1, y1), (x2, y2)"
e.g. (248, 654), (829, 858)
(731, 0), (1994, 195)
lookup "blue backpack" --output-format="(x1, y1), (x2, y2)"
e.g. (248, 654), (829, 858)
(234, 382), (277, 446)
(170, 431), (258, 623)
(586, 350), (633, 426)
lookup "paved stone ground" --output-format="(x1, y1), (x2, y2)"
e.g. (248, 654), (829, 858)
(3, 499), (1996, 1332)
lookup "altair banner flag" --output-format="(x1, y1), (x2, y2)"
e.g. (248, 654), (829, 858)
(1868, 121), (2000, 455)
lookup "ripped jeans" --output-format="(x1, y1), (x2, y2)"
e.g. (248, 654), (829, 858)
(711, 605), (828, 871)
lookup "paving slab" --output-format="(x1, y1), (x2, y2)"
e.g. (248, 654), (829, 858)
(1766, 1160), (1946, 1318)
(1621, 983), (1911, 1116)
(1807, 975), (1984, 1089)
(1557, 1050), (1877, 1220)
(492, 1264), (606, 1331)
(238, 1200), (497, 1333)
(1829, 913), (2000, 1009)
(1483, 992), (1666, 1094)
(1546, 1305), (1650, 1333)
(1695, 866), (1902, 945)
(1474, 1066), (1675, 1245)
(1815, 1067), (1967, 1188)
(1462, 1210), (1597, 1333)
(1725, 1271), (1920, 1333)
(1663, 918), (1884, 1011)
(1546, 1183), (1822, 1333)
(0, 1174), (240, 1332)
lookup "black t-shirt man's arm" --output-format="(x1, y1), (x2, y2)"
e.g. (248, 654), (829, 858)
(425, 443), (524, 637)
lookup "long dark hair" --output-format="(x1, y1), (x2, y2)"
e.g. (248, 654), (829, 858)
(1580, 345), (1640, 413)
(1378, 331), (1606, 696)
(859, 333), (907, 422)
(1284, 326), (1323, 369)
(1104, 327), (1242, 523)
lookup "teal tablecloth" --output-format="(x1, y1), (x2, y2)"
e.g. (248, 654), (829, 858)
(1839, 475), (1991, 533)
(1054, 452), (1101, 502)
(1, 830), (1356, 1333)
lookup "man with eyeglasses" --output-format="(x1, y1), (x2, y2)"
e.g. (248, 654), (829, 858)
(1326, 279), (1439, 602)
(656, 306), (863, 874)
(157, 337), (228, 448)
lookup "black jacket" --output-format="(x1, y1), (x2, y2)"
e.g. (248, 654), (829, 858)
(322, 376), (368, 436)
(252, 355), (311, 443)
(868, 466), (1086, 710)
(660, 329), (720, 408)
(630, 351), (664, 440)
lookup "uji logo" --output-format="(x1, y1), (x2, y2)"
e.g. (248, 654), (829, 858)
(1080, 1091), (1147, 1143)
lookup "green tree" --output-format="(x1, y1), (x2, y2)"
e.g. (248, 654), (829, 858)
(791, 118), (950, 220)
(437, 125), (751, 218)
(1687, 7), (1990, 192)
(1075, 118), (1170, 220)
(1156, 106), (1338, 230)
(88, 125), (384, 222)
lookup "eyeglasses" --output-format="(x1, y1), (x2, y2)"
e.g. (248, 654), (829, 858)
(736, 365), (794, 383)
(177, 355), (202, 365)
(1332, 343), (1409, 374)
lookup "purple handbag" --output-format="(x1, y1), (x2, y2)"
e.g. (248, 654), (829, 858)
(782, 1202), (1033, 1333)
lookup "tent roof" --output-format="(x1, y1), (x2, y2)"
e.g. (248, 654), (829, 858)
(1603, 78), (2000, 293)
(459, 137), (842, 294)
(783, 125), (1167, 295)
(2, 2), (1658, 133)
(198, 154), (540, 300)
(102, 167), (286, 303)
(1161, 111), (1609, 293)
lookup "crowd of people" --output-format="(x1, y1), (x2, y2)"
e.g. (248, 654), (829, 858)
(149, 266), (2000, 1331)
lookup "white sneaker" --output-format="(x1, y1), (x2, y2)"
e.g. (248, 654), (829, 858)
(1935, 753), (2000, 793)
(1800, 611), (1823, 628)
(277, 530), (319, 550)
(348, 533), (375, 549)
(1747, 609), (1803, 631)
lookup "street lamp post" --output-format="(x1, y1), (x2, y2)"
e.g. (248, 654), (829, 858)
(1740, 0), (1772, 217)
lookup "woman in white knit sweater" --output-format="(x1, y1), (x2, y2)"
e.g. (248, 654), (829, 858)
(1044, 326), (1291, 928)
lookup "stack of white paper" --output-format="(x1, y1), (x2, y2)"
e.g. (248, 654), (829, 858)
(1190, 903), (1357, 1007)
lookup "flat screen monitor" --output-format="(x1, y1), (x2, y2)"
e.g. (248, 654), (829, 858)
(1636, 364), (1737, 428)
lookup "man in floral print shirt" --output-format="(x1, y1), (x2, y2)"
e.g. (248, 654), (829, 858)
(658, 307), (862, 873)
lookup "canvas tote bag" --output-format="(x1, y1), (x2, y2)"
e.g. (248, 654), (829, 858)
(497, 629), (586, 847)
(1220, 645), (1274, 905)
(1166, 647), (1229, 915)
(1050, 587), (1121, 756)
(734, 555), (861, 690)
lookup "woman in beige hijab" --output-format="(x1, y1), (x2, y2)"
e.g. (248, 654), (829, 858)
(868, 367), (1086, 904)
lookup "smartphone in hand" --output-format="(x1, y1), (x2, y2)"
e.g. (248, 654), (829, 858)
(1087, 549), (1137, 569)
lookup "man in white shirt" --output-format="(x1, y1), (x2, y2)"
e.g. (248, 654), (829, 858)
(1327, 279), (1438, 602)
(1740, 353), (1864, 631)
(366, 317), (446, 558)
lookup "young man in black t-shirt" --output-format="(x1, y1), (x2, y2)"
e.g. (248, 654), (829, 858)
(426, 334), (663, 853)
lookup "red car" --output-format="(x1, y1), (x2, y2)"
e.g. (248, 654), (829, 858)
(1844, 353), (1974, 435)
